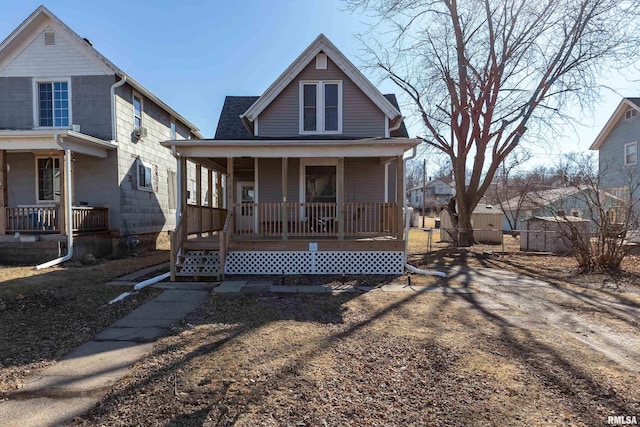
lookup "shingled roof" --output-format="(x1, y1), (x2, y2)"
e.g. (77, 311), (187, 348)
(214, 94), (410, 140)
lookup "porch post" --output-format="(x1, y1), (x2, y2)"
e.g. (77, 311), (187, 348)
(0, 150), (7, 234)
(60, 151), (67, 235)
(227, 157), (234, 233)
(396, 155), (404, 239)
(196, 163), (202, 237)
(207, 169), (213, 234)
(180, 156), (188, 220)
(282, 157), (288, 240)
(216, 172), (223, 209)
(337, 157), (344, 240)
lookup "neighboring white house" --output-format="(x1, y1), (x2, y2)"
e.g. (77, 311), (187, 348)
(409, 178), (455, 211)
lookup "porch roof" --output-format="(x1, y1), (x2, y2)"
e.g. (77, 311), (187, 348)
(162, 137), (421, 159)
(0, 129), (115, 158)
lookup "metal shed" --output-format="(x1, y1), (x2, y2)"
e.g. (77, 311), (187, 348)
(521, 216), (591, 253)
(439, 204), (503, 244)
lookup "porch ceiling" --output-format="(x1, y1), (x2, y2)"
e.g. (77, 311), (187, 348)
(0, 129), (115, 158)
(162, 137), (422, 159)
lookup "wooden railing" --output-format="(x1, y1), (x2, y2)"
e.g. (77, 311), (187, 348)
(219, 211), (233, 279)
(233, 202), (398, 239)
(186, 204), (226, 235)
(72, 207), (109, 232)
(5, 206), (59, 233)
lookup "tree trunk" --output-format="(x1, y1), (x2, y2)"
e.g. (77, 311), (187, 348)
(456, 202), (474, 247)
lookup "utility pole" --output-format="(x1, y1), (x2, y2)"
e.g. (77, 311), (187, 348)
(422, 158), (426, 228)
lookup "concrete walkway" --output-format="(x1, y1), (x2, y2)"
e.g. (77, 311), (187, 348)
(0, 269), (465, 426)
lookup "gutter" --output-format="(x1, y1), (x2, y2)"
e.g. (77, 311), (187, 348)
(110, 75), (127, 142)
(403, 145), (446, 278)
(36, 135), (73, 270)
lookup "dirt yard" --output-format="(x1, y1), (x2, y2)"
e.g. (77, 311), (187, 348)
(66, 230), (640, 426)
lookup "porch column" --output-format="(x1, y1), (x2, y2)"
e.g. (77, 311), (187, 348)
(207, 169), (213, 234)
(216, 172), (223, 209)
(0, 150), (7, 234)
(227, 157), (234, 233)
(396, 155), (404, 239)
(282, 157), (288, 241)
(337, 157), (344, 240)
(180, 156), (188, 220)
(196, 163), (202, 237)
(60, 151), (67, 235)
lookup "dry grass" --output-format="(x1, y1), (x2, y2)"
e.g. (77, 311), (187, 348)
(0, 251), (169, 394)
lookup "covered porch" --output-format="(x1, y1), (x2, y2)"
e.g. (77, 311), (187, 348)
(0, 130), (115, 237)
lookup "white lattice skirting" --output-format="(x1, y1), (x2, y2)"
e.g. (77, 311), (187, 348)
(224, 251), (405, 275)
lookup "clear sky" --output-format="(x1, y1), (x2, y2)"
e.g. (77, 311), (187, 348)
(0, 1), (636, 168)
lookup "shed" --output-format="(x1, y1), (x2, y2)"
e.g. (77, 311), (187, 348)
(440, 204), (503, 244)
(521, 216), (591, 253)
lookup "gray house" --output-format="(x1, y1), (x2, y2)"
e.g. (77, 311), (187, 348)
(408, 178), (455, 211)
(161, 34), (420, 278)
(0, 6), (202, 263)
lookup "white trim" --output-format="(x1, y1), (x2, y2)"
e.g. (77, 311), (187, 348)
(170, 118), (176, 140)
(299, 158), (339, 219)
(132, 91), (143, 128)
(385, 117), (390, 138)
(240, 34), (400, 126)
(299, 80), (343, 135)
(624, 141), (637, 166)
(32, 77), (72, 129)
(253, 117), (259, 136)
(254, 158), (259, 230)
(236, 180), (256, 233)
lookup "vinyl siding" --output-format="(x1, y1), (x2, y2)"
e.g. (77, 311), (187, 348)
(71, 75), (113, 140)
(598, 114), (640, 195)
(258, 57), (385, 137)
(0, 77), (33, 129)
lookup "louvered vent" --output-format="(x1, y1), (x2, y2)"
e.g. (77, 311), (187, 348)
(44, 32), (55, 46)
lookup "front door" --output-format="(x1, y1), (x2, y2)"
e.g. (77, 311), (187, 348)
(235, 181), (255, 233)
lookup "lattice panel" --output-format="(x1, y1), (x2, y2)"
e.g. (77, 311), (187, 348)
(225, 251), (404, 275)
(178, 250), (220, 275)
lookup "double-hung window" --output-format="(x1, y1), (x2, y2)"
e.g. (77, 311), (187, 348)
(36, 80), (70, 127)
(36, 157), (61, 202)
(300, 81), (342, 134)
(625, 142), (637, 166)
(133, 94), (143, 127)
(137, 160), (153, 191)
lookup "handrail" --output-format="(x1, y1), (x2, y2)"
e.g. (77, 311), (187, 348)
(219, 211), (233, 279)
(170, 209), (189, 281)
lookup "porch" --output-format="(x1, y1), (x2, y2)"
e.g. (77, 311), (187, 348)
(2, 205), (109, 234)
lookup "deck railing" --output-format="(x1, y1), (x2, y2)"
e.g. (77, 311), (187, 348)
(233, 202), (398, 239)
(4, 206), (109, 233)
(186, 204), (227, 235)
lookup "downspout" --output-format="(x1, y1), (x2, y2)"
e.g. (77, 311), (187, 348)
(403, 145), (446, 278)
(108, 271), (170, 304)
(172, 145), (181, 224)
(110, 75), (127, 142)
(36, 135), (73, 269)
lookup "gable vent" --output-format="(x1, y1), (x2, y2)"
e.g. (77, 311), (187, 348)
(316, 53), (327, 70)
(44, 31), (55, 46)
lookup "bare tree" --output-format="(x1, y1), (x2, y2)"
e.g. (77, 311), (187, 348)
(347, 0), (640, 246)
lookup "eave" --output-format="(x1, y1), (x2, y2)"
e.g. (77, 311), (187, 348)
(0, 129), (116, 158)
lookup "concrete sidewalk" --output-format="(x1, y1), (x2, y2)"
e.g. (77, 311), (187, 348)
(0, 287), (209, 427)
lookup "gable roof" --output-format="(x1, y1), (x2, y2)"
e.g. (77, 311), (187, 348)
(215, 94), (409, 140)
(409, 178), (454, 192)
(239, 34), (402, 135)
(589, 97), (640, 150)
(503, 187), (587, 211)
(0, 5), (202, 138)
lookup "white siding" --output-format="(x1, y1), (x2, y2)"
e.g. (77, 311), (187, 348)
(0, 26), (111, 77)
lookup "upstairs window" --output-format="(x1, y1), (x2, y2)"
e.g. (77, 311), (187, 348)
(37, 80), (70, 127)
(625, 142), (637, 166)
(133, 93), (143, 127)
(300, 81), (342, 134)
(625, 108), (638, 120)
(170, 119), (176, 139)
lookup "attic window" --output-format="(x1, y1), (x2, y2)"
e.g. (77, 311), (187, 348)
(625, 108), (638, 120)
(44, 31), (55, 46)
(316, 53), (327, 70)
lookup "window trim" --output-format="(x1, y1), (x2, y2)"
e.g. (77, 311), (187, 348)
(170, 119), (176, 140)
(32, 77), (72, 129)
(299, 158), (339, 220)
(624, 141), (637, 166)
(625, 108), (639, 120)
(34, 155), (62, 203)
(299, 80), (342, 135)
(137, 159), (154, 192)
(133, 92), (143, 128)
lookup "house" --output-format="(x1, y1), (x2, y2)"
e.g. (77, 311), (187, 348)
(0, 6), (202, 264)
(439, 204), (503, 244)
(161, 34), (421, 278)
(408, 178), (455, 211)
(500, 187), (589, 232)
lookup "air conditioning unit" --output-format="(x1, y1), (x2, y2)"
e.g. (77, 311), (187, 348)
(134, 126), (147, 138)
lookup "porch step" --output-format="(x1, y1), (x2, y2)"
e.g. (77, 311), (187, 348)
(183, 239), (221, 251)
(176, 250), (221, 276)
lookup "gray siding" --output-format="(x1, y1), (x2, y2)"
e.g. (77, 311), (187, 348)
(71, 75), (114, 140)
(257, 158), (282, 202)
(598, 115), (640, 196)
(74, 151), (120, 230)
(6, 153), (34, 205)
(259, 57), (385, 137)
(0, 77), (33, 129)
(344, 158), (386, 202)
(388, 160), (397, 203)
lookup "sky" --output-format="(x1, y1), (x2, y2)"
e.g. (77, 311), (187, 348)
(1, 1), (636, 169)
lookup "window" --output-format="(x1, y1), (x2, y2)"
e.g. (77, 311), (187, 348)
(625, 108), (638, 120)
(170, 119), (176, 139)
(167, 169), (177, 211)
(36, 157), (61, 202)
(36, 81), (70, 127)
(133, 93), (142, 127)
(137, 160), (153, 191)
(299, 81), (342, 134)
(625, 142), (637, 166)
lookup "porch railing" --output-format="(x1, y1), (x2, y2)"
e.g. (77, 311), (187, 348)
(186, 204), (227, 235)
(233, 202), (398, 239)
(4, 206), (109, 233)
